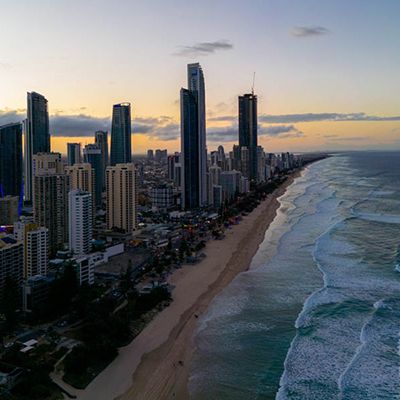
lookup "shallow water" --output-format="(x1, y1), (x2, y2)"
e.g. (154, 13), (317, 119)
(189, 152), (400, 400)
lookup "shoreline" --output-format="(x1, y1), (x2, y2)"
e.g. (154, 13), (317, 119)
(77, 170), (302, 400)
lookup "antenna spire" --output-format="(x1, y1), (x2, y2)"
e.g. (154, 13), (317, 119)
(252, 72), (256, 95)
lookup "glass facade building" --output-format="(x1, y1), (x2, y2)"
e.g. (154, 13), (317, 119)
(0, 122), (23, 200)
(239, 93), (258, 181)
(83, 144), (103, 208)
(24, 92), (50, 202)
(110, 103), (131, 166)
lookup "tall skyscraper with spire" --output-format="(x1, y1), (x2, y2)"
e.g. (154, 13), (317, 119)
(110, 103), (131, 166)
(24, 92), (50, 202)
(238, 92), (258, 181)
(181, 63), (207, 209)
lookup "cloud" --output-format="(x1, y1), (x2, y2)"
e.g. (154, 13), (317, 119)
(1, 108), (396, 144)
(151, 123), (180, 141)
(0, 109), (179, 140)
(291, 26), (330, 37)
(207, 124), (303, 142)
(207, 127), (237, 142)
(325, 135), (370, 142)
(259, 125), (304, 138)
(50, 114), (110, 136)
(0, 109), (25, 125)
(210, 112), (400, 124)
(174, 40), (233, 57)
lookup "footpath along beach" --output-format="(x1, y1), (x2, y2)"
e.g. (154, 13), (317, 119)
(75, 170), (302, 400)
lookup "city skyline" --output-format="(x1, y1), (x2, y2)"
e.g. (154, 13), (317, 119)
(1, 0), (400, 154)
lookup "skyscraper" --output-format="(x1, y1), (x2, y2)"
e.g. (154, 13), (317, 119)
(0, 236), (23, 300)
(65, 163), (96, 211)
(83, 144), (103, 208)
(0, 122), (23, 199)
(24, 225), (49, 279)
(67, 143), (82, 166)
(32, 152), (63, 176)
(187, 63), (207, 206)
(95, 131), (108, 163)
(110, 103), (131, 165)
(238, 93), (258, 181)
(106, 163), (137, 233)
(25, 92), (50, 202)
(13, 220), (49, 278)
(33, 174), (69, 256)
(68, 189), (92, 255)
(180, 88), (199, 209)
(180, 63), (207, 209)
(95, 130), (108, 188)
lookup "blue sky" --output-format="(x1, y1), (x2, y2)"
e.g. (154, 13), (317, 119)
(1, 0), (399, 153)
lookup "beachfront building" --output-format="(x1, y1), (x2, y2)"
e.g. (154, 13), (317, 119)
(181, 63), (207, 209)
(106, 163), (137, 233)
(239, 92), (258, 182)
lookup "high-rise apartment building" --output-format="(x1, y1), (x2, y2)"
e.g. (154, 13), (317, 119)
(110, 103), (131, 165)
(13, 219), (49, 279)
(24, 92), (50, 202)
(0, 235), (23, 300)
(33, 174), (69, 256)
(0, 123), (23, 200)
(33, 152), (63, 176)
(68, 189), (92, 255)
(25, 225), (49, 279)
(67, 143), (82, 166)
(106, 163), (137, 233)
(65, 163), (96, 210)
(239, 93), (258, 181)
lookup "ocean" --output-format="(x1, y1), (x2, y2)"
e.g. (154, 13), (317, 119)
(189, 151), (400, 400)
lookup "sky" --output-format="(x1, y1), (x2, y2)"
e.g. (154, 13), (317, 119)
(1, 0), (400, 154)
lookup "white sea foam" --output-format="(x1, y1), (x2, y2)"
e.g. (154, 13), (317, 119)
(354, 211), (400, 224)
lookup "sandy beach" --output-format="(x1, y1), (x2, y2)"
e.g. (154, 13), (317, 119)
(76, 172), (300, 400)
